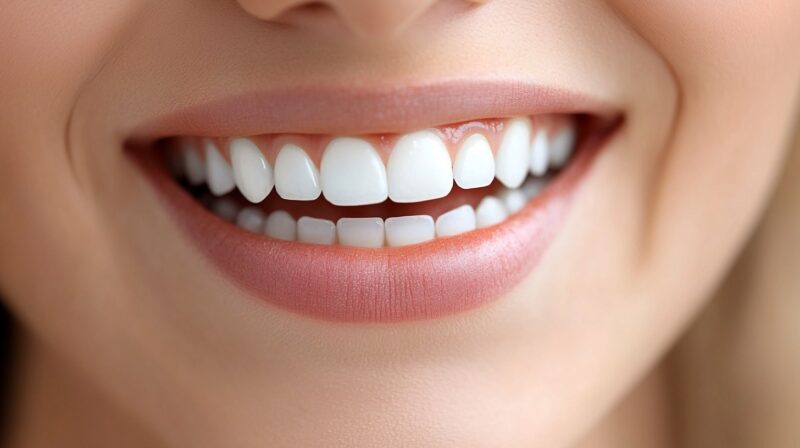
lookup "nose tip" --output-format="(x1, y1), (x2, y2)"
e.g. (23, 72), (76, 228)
(236, 0), (488, 37)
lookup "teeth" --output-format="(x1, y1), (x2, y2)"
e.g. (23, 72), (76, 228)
(549, 124), (577, 169)
(297, 217), (337, 245)
(337, 217), (385, 248)
(475, 196), (509, 228)
(264, 210), (296, 241)
(230, 138), (274, 204)
(499, 189), (527, 214)
(297, 216), (336, 246)
(204, 140), (236, 196)
(274, 144), (321, 201)
(521, 178), (545, 199)
(453, 134), (495, 189)
(495, 118), (532, 188)
(529, 129), (549, 176)
(388, 130), (453, 203)
(211, 198), (239, 222)
(321, 138), (388, 206)
(183, 144), (206, 186)
(385, 215), (435, 247)
(180, 114), (579, 246)
(236, 207), (266, 233)
(435, 205), (476, 238)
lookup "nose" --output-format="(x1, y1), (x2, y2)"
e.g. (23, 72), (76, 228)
(236, 0), (487, 37)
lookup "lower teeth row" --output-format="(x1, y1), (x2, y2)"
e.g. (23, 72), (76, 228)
(205, 177), (547, 248)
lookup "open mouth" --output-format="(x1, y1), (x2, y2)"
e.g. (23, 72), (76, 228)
(131, 84), (621, 322)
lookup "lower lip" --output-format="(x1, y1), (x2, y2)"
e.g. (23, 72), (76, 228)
(137, 130), (608, 322)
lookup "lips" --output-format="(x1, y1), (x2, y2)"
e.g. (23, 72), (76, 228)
(131, 82), (620, 322)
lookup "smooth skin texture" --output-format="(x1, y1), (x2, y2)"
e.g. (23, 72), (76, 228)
(1, 1), (799, 447)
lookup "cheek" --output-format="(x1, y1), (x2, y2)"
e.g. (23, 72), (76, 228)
(0, 3), (141, 111)
(608, 0), (800, 83)
(0, 2), (144, 196)
(609, 0), (800, 295)
(0, 3), (143, 352)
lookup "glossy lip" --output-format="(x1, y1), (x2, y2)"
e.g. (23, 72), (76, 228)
(131, 81), (621, 322)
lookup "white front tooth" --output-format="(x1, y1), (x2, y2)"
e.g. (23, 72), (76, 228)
(495, 118), (531, 188)
(297, 217), (336, 245)
(235, 207), (266, 233)
(453, 134), (495, 189)
(183, 144), (206, 186)
(321, 138), (388, 206)
(388, 130), (453, 203)
(205, 140), (235, 196)
(336, 217), (385, 248)
(475, 196), (509, 228)
(274, 144), (321, 201)
(385, 215), (435, 247)
(499, 189), (527, 214)
(435, 205), (476, 238)
(264, 210), (296, 241)
(529, 129), (549, 176)
(521, 178), (546, 199)
(211, 198), (239, 222)
(230, 138), (274, 204)
(549, 124), (577, 168)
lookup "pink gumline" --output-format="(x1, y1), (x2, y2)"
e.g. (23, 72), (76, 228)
(168, 114), (575, 168)
(135, 120), (611, 322)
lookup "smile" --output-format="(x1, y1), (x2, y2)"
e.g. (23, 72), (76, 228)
(131, 82), (621, 322)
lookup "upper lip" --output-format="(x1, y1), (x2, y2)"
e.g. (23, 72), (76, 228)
(129, 78), (620, 141)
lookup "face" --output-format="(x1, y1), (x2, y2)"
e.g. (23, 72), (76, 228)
(1, 1), (798, 446)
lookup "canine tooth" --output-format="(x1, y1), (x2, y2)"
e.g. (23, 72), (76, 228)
(264, 210), (296, 241)
(236, 207), (266, 233)
(337, 217), (385, 248)
(274, 144), (321, 201)
(230, 138), (274, 204)
(211, 198), (239, 222)
(435, 205), (476, 238)
(321, 138), (388, 206)
(388, 130), (453, 203)
(183, 144), (206, 186)
(205, 140), (235, 196)
(297, 217), (336, 245)
(385, 215), (435, 247)
(549, 124), (577, 168)
(495, 118), (531, 188)
(475, 196), (508, 228)
(453, 134), (495, 189)
(529, 129), (549, 176)
(499, 189), (527, 214)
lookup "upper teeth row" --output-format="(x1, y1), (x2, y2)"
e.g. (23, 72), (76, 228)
(175, 117), (576, 206)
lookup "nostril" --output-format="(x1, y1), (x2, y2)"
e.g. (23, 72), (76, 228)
(271, 1), (338, 24)
(292, 1), (332, 13)
(237, 0), (440, 38)
(236, 0), (338, 25)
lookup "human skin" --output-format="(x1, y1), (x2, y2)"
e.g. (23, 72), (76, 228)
(0, 1), (799, 447)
